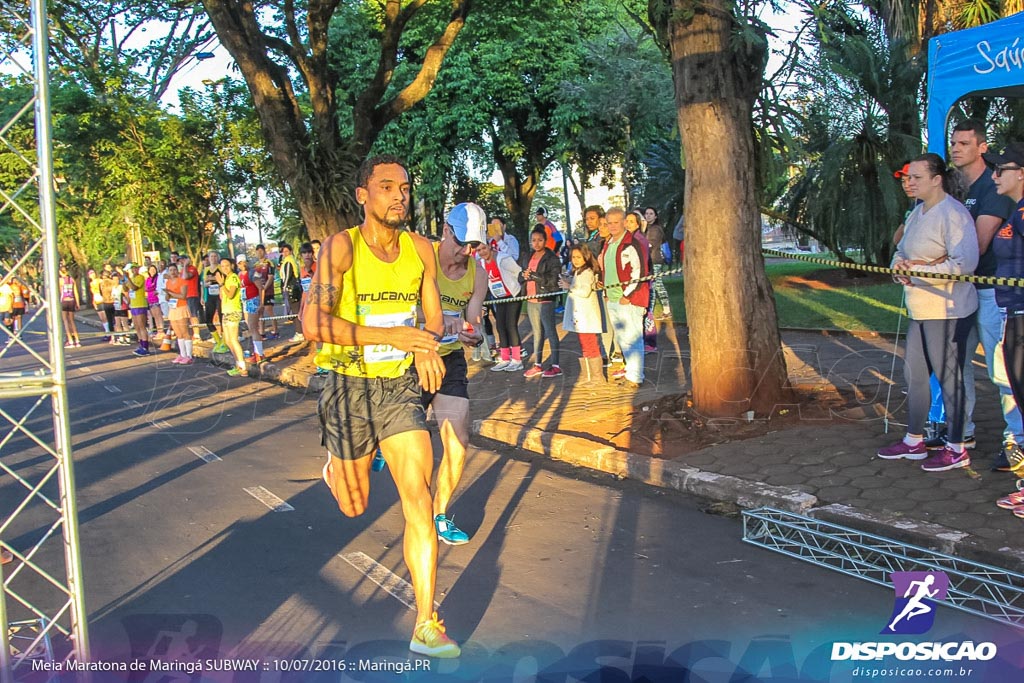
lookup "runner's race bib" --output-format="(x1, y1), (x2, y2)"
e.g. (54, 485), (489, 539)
(488, 279), (507, 299)
(363, 310), (415, 364)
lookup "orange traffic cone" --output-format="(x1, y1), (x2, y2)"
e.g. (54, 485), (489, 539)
(160, 335), (172, 352)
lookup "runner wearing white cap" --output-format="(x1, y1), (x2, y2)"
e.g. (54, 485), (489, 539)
(421, 202), (487, 546)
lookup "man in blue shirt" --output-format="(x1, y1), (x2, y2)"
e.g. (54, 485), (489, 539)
(947, 119), (1022, 471)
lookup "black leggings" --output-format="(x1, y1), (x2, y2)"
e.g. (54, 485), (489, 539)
(482, 305), (494, 337)
(205, 295), (220, 332)
(1004, 313), (1024, 422)
(491, 301), (521, 349)
(905, 315), (975, 442)
(102, 304), (115, 331)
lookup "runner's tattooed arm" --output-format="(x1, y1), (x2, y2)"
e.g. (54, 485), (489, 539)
(306, 283), (339, 307)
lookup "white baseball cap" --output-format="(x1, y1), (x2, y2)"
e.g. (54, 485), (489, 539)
(446, 203), (487, 245)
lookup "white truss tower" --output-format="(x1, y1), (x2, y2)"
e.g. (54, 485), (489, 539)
(0, 1), (90, 679)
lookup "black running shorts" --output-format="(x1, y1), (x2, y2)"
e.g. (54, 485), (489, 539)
(186, 296), (202, 318)
(420, 351), (470, 406)
(318, 370), (427, 460)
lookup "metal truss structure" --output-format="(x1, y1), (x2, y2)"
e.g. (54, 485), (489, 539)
(0, 1), (90, 680)
(742, 508), (1024, 629)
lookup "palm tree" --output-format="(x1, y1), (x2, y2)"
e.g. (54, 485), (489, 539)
(781, 5), (921, 264)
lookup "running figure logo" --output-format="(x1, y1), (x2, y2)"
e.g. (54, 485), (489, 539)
(882, 571), (950, 635)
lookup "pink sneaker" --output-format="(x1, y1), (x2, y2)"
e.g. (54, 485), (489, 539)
(181, 357), (194, 365)
(1013, 505), (1024, 519)
(171, 356), (186, 364)
(996, 491), (1024, 509)
(920, 447), (970, 472)
(876, 440), (928, 460)
(541, 365), (562, 378)
(523, 364), (543, 378)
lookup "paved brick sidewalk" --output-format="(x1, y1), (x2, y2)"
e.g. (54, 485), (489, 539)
(75, 310), (1024, 572)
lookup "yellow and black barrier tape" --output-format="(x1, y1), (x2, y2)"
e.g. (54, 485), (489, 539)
(761, 248), (1024, 288)
(484, 247), (1024, 306)
(483, 263), (686, 306)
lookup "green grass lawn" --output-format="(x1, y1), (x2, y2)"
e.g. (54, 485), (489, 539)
(661, 261), (907, 334)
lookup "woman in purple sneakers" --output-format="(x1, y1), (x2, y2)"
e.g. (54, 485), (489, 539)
(877, 153), (979, 472)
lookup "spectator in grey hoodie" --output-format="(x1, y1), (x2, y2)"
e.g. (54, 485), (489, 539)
(877, 153), (980, 473)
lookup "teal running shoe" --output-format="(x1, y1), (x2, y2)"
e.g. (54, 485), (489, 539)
(434, 514), (469, 546)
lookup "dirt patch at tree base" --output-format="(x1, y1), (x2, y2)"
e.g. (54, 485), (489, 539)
(562, 383), (856, 458)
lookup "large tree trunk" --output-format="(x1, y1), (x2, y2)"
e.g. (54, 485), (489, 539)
(501, 172), (537, 240)
(493, 145), (539, 239)
(669, 0), (791, 417)
(202, 0), (469, 243)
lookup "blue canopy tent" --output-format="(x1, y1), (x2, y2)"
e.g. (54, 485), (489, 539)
(927, 12), (1024, 153)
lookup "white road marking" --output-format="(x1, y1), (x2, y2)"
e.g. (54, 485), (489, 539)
(243, 486), (294, 512)
(68, 360), (81, 365)
(149, 419), (172, 429)
(341, 551), (439, 612)
(104, 385), (121, 393)
(91, 375), (105, 382)
(122, 400), (143, 409)
(78, 366), (92, 373)
(188, 446), (222, 463)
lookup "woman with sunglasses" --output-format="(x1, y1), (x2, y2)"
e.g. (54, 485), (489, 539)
(988, 142), (1024, 477)
(877, 152), (979, 472)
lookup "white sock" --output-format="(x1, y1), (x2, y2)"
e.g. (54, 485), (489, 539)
(948, 442), (965, 453)
(904, 434), (923, 447)
(183, 340), (193, 358)
(237, 360), (246, 370)
(177, 339), (186, 356)
(253, 340), (264, 355)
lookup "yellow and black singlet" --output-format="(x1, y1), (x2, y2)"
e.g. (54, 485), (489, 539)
(314, 228), (423, 378)
(435, 242), (476, 357)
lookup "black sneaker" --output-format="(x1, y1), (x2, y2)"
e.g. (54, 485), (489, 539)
(924, 432), (975, 450)
(993, 442), (1024, 472)
(923, 430), (946, 450)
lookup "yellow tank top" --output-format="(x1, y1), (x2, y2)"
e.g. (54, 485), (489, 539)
(435, 242), (476, 356)
(315, 228), (424, 378)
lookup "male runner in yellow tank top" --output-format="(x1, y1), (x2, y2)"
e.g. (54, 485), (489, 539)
(301, 155), (457, 658)
(425, 203), (488, 546)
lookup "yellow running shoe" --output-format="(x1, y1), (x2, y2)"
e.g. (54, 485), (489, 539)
(409, 612), (460, 658)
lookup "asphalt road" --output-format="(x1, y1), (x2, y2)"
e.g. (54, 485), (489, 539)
(1, 318), (1020, 682)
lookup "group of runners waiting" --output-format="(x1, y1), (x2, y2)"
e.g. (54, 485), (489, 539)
(0, 276), (31, 337)
(69, 245), (317, 370)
